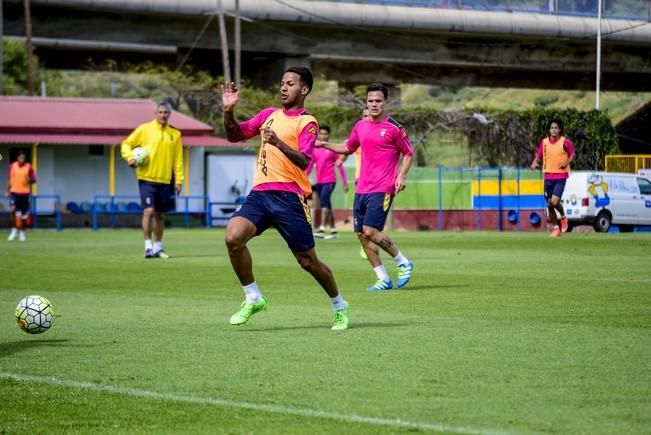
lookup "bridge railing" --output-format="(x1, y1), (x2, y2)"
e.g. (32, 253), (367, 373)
(331, 0), (651, 21)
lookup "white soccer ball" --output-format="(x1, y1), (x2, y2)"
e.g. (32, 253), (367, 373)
(15, 295), (55, 334)
(132, 147), (149, 166)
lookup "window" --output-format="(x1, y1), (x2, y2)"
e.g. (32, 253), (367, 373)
(638, 178), (651, 195)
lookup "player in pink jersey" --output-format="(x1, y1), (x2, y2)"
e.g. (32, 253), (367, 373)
(221, 67), (350, 330)
(336, 108), (371, 259)
(317, 83), (415, 291)
(306, 125), (349, 239)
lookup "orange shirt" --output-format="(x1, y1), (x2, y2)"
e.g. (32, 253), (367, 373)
(8, 162), (36, 194)
(252, 109), (317, 194)
(542, 136), (571, 174)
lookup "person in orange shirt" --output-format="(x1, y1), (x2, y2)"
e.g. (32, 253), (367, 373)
(5, 150), (36, 242)
(221, 67), (350, 331)
(531, 119), (576, 237)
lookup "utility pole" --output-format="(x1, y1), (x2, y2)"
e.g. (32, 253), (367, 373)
(1, 0), (4, 95)
(23, 0), (34, 96)
(595, 0), (602, 110)
(234, 0), (240, 85)
(217, 0), (231, 83)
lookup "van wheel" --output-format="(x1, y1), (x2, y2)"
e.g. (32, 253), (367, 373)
(619, 225), (635, 233)
(593, 211), (612, 232)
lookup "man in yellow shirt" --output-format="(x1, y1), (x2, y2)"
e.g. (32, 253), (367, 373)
(121, 101), (184, 258)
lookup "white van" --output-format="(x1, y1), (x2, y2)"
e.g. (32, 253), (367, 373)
(561, 171), (651, 232)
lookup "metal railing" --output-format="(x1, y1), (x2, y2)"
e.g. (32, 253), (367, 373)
(604, 155), (651, 174)
(331, 0), (651, 21)
(91, 195), (214, 230)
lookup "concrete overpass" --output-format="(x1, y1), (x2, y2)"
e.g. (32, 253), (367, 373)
(3, 0), (651, 90)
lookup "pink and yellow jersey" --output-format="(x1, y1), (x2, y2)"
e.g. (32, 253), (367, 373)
(306, 147), (348, 185)
(346, 116), (413, 194)
(535, 136), (575, 180)
(8, 162), (36, 194)
(239, 107), (317, 195)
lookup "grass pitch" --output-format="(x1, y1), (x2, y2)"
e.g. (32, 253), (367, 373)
(1, 229), (650, 434)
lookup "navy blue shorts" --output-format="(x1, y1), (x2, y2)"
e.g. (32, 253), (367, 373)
(353, 192), (394, 233)
(233, 190), (315, 252)
(139, 180), (175, 213)
(10, 193), (30, 214)
(316, 182), (336, 209)
(544, 178), (567, 201)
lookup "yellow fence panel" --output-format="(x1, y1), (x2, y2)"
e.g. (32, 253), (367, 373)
(605, 155), (651, 173)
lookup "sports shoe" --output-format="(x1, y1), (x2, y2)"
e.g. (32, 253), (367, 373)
(549, 227), (561, 237)
(154, 250), (171, 259)
(313, 230), (325, 239)
(230, 297), (268, 325)
(7, 229), (17, 242)
(359, 247), (368, 260)
(396, 261), (414, 288)
(560, 216), (569, 233)
(367, 278), (393, 291)
(324, 231), (338, 240)
(144, 249), (154, 259)
(18, 231), (26, 242)
(331, 304), (350, 331)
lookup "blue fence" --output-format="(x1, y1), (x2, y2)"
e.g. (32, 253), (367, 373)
(332, 0), (651, 21)
(91, 195), (214, 230)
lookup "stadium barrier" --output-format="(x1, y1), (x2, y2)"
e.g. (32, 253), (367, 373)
(91, 195), (212, 230)
(330, 166), (547, 231)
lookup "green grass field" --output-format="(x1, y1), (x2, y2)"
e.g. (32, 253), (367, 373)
(1, 229), (650, 434)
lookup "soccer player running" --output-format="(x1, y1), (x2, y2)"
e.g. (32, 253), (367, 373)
(306, 125), (349, 239)
(318, 83), (414, 291)
(530, 119), (576, 237)
(5, 150), (36, 242)
(221, 66), (350, 331)
(337, 108), (371, 259)
(121, 101), (184, 258)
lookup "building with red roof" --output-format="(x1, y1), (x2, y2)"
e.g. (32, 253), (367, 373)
(0, 97), (255, 227)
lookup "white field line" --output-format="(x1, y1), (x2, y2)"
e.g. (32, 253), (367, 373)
(0, 371), (509, 435)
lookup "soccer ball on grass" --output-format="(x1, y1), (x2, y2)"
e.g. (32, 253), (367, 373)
(132, 147), (149, 166)
(15, 295), (54, 334)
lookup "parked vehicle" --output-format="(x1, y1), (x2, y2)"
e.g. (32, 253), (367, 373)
(561, 171), (651, 232)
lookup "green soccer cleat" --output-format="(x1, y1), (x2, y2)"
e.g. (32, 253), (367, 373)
(230, 297), (268, 326)
(396, 261), (414, 288)
(331, 304), (350, 331)
(359, 247), (368, 260)
(154, 250), (171, 259)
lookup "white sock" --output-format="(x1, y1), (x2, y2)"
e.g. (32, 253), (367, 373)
(153, 241), (163, 252)
(9, 228), (17, 236)
(330, 227), (337, 233)
(330, 294), (347, 311)
(319, 225), (325, 232)
(145, 239), (153, 250)
(393, 251), (409, 267)
(243, 281), (263, 304)
(373, 265), (390, 282)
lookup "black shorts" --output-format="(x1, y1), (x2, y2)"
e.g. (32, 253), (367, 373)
(10, 193), (30, 214)
(233, 190), (314, 252)
(139, 180), (175, 213)
(544, 178), (567, 201)
(316, 182), (336, 209)
(353, 192), (394, 233)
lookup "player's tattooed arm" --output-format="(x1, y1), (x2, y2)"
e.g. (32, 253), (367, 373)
(263, 126), (310, 170)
